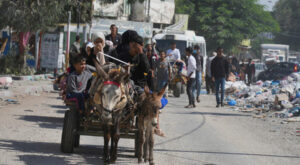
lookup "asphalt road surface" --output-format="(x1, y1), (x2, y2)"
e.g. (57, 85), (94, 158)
(0, 92), (300, 165)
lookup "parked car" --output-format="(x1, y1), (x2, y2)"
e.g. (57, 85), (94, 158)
(257, 62), (300, 81)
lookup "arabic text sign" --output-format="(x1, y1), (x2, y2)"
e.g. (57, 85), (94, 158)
(40, 33), (60, 69)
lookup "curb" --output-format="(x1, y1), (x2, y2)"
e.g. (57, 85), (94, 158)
(11, 74), (53, 81)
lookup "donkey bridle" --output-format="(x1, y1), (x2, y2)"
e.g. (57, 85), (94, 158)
(100, 81), (125, 114)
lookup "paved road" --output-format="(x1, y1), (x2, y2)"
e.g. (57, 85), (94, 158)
(0, 92), (300, 165)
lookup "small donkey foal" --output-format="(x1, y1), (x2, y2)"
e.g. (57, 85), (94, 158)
(137, 85), (167, 165)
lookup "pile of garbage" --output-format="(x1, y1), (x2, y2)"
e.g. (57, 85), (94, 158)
(225, 72), (300, 119)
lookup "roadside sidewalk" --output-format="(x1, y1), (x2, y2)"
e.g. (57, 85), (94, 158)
(0, 74), (54, 108)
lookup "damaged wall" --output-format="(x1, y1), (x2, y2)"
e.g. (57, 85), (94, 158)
(147, 0), (175, 24)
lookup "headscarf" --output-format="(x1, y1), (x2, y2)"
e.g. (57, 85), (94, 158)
(85, 42), (94, 51)
(92, 32), (106, 65)
(92, 32), (106, 47)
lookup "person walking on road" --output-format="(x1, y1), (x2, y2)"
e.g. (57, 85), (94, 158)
(185, 47), (197, 108)
(211, 47), (229, 107)
(205, 52), (216, 94)
(246, 58), (255, 86)
(193, 45), (203, 103)
(156, 51), (171, 94)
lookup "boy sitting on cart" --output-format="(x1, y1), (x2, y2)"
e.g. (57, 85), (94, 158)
(66, 55), (96, 116)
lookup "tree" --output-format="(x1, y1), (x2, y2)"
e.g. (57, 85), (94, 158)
(175, 0), (279, 52)
(62, 0), (92, 25)
(0, 0), (91, 67)
(0, 0), (67, 32)
(0, 0), (91, 32)
(274, 0), (300, 50)
(175, 0), (195, 17)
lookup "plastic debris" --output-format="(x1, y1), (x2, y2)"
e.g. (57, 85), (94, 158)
(288, 107), (300, 117)
(5, 99), (19, 104)
(224, 72), (300, 122)
(228, 100), (237, 106)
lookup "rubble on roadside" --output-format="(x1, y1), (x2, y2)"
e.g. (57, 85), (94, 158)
(225, 72), (300, 122)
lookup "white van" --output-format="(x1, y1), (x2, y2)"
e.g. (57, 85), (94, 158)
(154, 30), (207, 73)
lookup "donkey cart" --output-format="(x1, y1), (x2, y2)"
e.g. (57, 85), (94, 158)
(60, 99), (139, 155)
(59, 61), (141, 164)
(59, 59), (162, 164)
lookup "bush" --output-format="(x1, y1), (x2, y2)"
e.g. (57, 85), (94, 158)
(0, 54), (36, 75)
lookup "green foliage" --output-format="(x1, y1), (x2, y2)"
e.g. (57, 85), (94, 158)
(0, 0), (66, 32)
(0, 0), (91, 32)
(61, 0), (92, 24)
(0, 55), (35, 75)
(0, 47), (36, 75)
(175, 0), (279, 52)
(175, 0), (195, 16)
(273, 0), (300, 50)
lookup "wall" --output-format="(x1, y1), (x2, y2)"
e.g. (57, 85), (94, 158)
(148, 0), (175, 24)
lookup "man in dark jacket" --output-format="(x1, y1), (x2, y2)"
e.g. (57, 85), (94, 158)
(211, 47), (229, 107)
(145, 44), (158, 91)
(109, 30), (150, 87)
(246, 58), (255, 86)
(105, 24), (122, 47)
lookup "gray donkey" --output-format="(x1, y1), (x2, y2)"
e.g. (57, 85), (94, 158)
(137, 85), (167, 165)
(92, 59), (130, 163)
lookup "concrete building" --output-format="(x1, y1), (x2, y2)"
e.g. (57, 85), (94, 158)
(93, 0), (175, 26)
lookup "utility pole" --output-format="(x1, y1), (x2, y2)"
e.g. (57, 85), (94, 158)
(65, 11), (71, 70)
(77, 0), (81, 35)
(147, 0), (151, 22)
(35, 30), (40, 70)
(89, 0), (94, 41)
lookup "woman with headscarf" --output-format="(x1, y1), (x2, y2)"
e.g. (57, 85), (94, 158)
(86, 32), (106, 66)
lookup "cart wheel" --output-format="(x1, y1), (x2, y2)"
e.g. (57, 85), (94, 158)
(173, 82), (181, 97)
(61, 110), (77, 153)
(74, 112), (80, 148)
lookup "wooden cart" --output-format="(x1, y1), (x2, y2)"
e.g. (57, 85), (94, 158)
(60, 101), (139, 156)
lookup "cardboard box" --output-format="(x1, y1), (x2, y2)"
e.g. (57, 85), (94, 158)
(274, 94), (289, 105)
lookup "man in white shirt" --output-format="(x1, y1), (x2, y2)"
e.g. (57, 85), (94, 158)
(185, 47), (197, 108)
(166, 42), (184, 74)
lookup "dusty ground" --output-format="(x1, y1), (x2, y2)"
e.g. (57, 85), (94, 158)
(0, 80), (52, 107)
(0, 89), (300, 165)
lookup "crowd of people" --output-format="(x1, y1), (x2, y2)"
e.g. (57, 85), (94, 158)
(67, 24), (256, 116)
